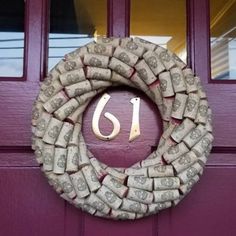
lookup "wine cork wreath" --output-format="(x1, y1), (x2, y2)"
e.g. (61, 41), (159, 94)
(32, 37), (213, 220)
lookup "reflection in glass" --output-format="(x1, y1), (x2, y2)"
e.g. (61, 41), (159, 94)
(210, 0), (236, 80)
(130, 0), (186, 62)
(0, 1), (24, 77)
(48, 0), (107, 71)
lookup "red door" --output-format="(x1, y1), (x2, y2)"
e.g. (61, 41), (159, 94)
(1, 0), (236, 236)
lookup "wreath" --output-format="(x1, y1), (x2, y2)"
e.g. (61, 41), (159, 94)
(32, 37), (213, 220)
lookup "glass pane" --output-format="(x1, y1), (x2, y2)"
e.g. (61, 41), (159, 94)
(48, 0), (107, 71)
(0, 1), (25, 77)
(210, 0), (236, 80)
(130, 0), (186, 62)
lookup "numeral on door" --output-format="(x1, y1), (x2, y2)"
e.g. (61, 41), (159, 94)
(92, 93), (141, 141)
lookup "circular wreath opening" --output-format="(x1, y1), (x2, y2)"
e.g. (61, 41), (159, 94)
(32, 37), (213, 220)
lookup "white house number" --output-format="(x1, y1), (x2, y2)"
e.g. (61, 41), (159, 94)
(92, 93), (141, 142)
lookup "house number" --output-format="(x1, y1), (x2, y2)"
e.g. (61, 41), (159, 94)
(92, 93), (141, 142)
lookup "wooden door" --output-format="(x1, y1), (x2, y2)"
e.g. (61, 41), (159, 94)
(0, 0), (236, 236)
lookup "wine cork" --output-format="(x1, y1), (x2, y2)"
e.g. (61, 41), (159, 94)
(159, 72), (174, 97)
(105, 167), (127, 183)
(127, 176), (153, 191)
(182, 68), (198, 93)
(84, 53), (109, 68)
(171, 52), (186, 69)
(121, 39), (145, 57)
(73, 197), (96, 214)
(76, 90), (97, 105)
(205, 108), (213, 132)
(78, 134), (90, 167)
(38, 79), (63, 103)
(86, 66), (111, 80)
(109, 57), (134, 78)
(67, 100), (90, 124)
(155, 46), (175, 70)
(42, 117), (63, 144)
(125, 167), (148, 177)
(134, 37), (157, 51)
(97, 36), (120, 47)
(59, 68), (86, 86)
(102, 175), (128, 198)
(127, 187), (153, 204)
(60, 193), (73, 204)
(178, 162), (202, 184)
(54, 98), (79, 120)
(66, 146), (79, 172)
(34, 138), (44, 164)
(55, 122), (74, 147)
(57, 173), (76, 199)
(184, 93), (200, 119)
(171, 118), (196, 143)
(148, 201), (172, 213)
(96, 185), (122, 209)
(162, 120), (177, 139)
(195, 99), (208, 124)
(198, 155), (208, 166)
(32, 101), (44, 126)
(192, 132), (214, 157)
(121, 198), (147, 214)
(68, 123), (81, 146)
(113, 46), (139, 66)
(170, 67), (187, 92)
(90, 80), (112, 90)
(143, 51), (165, 76)
(111, 71), (136, 87)
(70, 171), (90, 198)
(195, 77), (207, 98)
(40, 76), (54, 91)
(65, 46), (88, 59)
(86, 193), (110, 214)
(45, 172), (62, 193)
(162, 98), (174, 121)
(135, 59), (157, 85)
(156, 138), (175, 156)
(56, 58), (83, 74)
(90, 158), (107, 179)
(65, 80), (92, 98)
(148, 165), (174, 178)
(141, 156), (162, 168)
(130, 72), (150, 92)
(87, 43), (113, 56)
(149, 82), (163, 105)
(53, 147), (67, 174)
(42, 144), (55, 171)
(153, 190), (180, 203)
(154, 177), (180, 190)
(179, 175), (199, 194)
(111, 209), (136, 220)
(34, 112), (52, 137)
(82, 165), (101, 192)
(43, 91), (69, 113)
(172, 151), (198, 173)
(183, 124), (207, 148)
(171, 93), (188, 119)
(163, 142), (189, 163)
